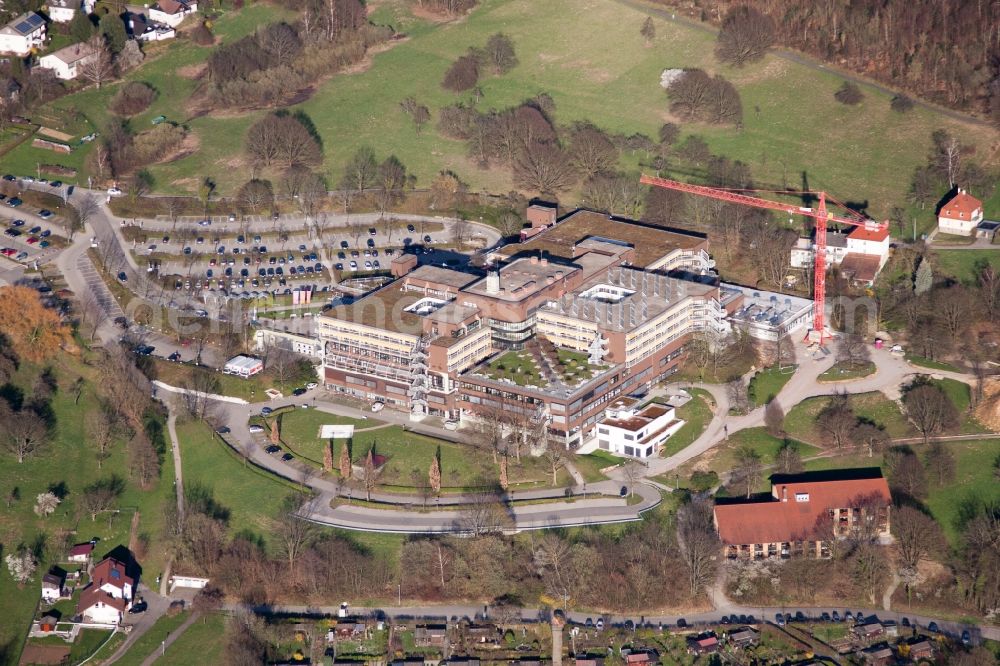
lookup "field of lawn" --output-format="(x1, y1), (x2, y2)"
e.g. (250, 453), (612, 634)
(160, 612), (227, 666)
(68, 628), (113, 664)
(0, 355), (175, 666)
(930, 378), (987, 434)
(176, 419), (300, 542)
(784, 391), (915, 443)
(904, 354), (962, 373)
(933, 249), (1000, 284)
(114, 611), (192, 666)
(799, 438), (1000, 545)
(817, 361), (876, 382)
(149, 357), (317, 400)
(11, 0), (995, 209)
(278, 409), (566, 490)
(573, 450), (619, 483)
(671, 427), (820, 492)
(658, 388), (714, 457)
(748, 365), (796, 406)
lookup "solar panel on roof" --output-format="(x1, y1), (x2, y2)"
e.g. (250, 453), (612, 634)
(14, 21), (32, 33)
(26, 13), (44, 26)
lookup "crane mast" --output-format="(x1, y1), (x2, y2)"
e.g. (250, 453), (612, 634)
(639, 175), (888, 344)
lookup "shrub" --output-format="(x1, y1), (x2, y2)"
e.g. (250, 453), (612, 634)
(442, 54), (479, 92)
(689, 470), (719, 492)
(110, 82), (156, 116)
(190, 21), (214, 46)
(834, 81), (864, 105)
(890, 94), (915, 112)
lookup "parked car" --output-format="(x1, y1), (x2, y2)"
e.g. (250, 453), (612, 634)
(292, 388), (307, 396)
(38, 209), (53, 219)
(261, 407), (273, 416)
(306, 382), (318, 390)
(168, 352), (181, 362)
(281, 453), (294, 462)
(107, 187), (123, 196)
(249, 425), (264, 434)
(8, 197), (22, 207)
(117, 271), (128, 282)
(265, 445), (281, 454)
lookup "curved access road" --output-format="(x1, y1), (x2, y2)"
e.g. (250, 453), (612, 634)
(196, 388), (662, 534)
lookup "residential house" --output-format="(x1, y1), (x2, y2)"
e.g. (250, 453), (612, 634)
(686, 633), (719, 656)
(90, 556), (135, 601)
(713, 468), (892, 560)
(727, 627), (759, 649)
(41, 571), (65, 603)
(0, 13), (47, 57)
(147, 0), (197, 27)
(47, 0), (80, 23)
(938, 189), (984, 236)
(789, 224), (891, 285)
(67, 542), (94, 563)
(126, 12), (175, 42)
(859, 645), (893, 666)
(591, 397), (685, 459)
(907, 640), (934, 661)
(77, 585), (128, 624)
(414, 624), (448, 648)
(38, 42), (98, 80)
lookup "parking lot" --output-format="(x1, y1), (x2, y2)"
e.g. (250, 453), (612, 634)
(0, 202), (68, 266)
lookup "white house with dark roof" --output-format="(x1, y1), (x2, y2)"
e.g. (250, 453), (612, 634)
(0, 13), (47, 56)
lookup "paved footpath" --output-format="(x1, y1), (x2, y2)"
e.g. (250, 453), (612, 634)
(137, 612), (200, 666)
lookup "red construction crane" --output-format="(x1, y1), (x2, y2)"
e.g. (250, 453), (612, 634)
(639, 174), (889, 344)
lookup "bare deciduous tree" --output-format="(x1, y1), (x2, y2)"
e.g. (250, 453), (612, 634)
(715, 6), (775, 66)
(894, 505), (945, 570)
(903, 379), (959, 444)
(0, 405), (48, 463)
(79, 36), (115, 89)
(676, 499), (720, 599)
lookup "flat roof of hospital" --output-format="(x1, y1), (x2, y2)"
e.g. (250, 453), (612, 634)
(512, 209), (706, 267)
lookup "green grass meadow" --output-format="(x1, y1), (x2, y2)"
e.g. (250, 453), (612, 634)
(3, 0), (993, 216)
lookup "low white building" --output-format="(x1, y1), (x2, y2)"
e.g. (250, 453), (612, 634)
(224, 355), (264, 378)
(592, 397), (685, 459)
(254, 323), (323, 358)
(789, 231), (849, 269)
(168, 574), (209, 593)
(38, 42), (98, 80)
(148, 0), (197, 27)
(127, 12), (176, 42)
(722, 284), (814, 342)
(938, 189), (984, 236)
(47, 0), (80, 23)
(0, 13), (46, 57)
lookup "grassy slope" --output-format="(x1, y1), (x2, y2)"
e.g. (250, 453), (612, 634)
(0, 357), (174, 666)
(114, 611), (191, 666)
(748, 365), (794, 406)
(933, 249), (1000, 284)
(784, 391), (915, 442)
(659, 388), (713, 457)
(159, 612), (226, 666)
(176, 418), (294, 542)
(8, 0), (995, 214)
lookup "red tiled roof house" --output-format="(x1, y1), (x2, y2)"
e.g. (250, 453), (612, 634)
(938, 189), (984, 236)
(713, 470), (891, 560)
